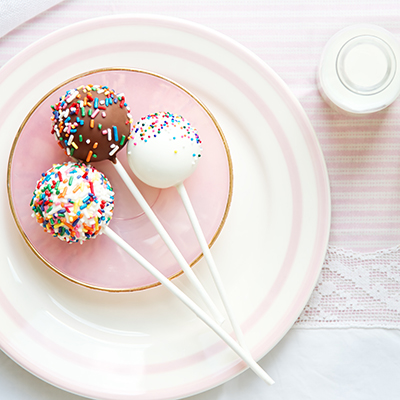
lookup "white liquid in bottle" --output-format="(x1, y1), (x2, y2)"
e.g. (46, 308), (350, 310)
(318, 25), (400, 115)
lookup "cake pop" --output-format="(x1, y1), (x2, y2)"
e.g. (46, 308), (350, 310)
(127, 111), (202, 188)
(51, 84), (132, 163)
(127, 112), (248, 349)
(30, 163), (274, 386)
(30, 162), (114, 244)
(50, 86), (222, 323)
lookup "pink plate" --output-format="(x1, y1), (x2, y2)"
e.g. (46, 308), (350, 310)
(8, 68), (232, 291)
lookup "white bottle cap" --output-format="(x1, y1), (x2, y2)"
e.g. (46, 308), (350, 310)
(318, 25), (400, 115)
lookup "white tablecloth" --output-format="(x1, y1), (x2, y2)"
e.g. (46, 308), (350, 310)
(1, 0), (400, 399)
(1, 329), (399, 400)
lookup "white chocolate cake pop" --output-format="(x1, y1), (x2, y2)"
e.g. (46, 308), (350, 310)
(127, 110), (250, 355)
(127, 112), (202, 188)
(30, 162), (114, 243)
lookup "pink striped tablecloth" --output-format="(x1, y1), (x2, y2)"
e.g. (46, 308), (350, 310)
(1, 3), (400, 400)
(1, 0), (400, 329)
(2, 0), (400, 253)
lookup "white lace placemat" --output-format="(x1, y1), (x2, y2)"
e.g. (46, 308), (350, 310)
(295, 245), (400, 328)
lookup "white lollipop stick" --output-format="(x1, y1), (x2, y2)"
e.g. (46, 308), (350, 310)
(104, 226), (274, 386)
(50, 88), (222, 323)
(113, 159), (224, 324)
(176, 182), (248, 349)
(127, 112), (247, 349)
(31, 162), (272, 385)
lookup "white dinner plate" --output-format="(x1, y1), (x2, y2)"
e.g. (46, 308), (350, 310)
(0, 14), (330, 400)
(8, 68), (233, 292)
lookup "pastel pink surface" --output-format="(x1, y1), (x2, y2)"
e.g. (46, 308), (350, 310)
(9, 69), (231, 291)
(0, 14), (331, 400)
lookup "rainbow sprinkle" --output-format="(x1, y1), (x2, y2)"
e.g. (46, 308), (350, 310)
(130, 111), (202, 159)
(30, 162), (114, 244)
(50, 84), (133, 162)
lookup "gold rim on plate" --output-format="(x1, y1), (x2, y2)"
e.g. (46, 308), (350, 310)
(7, 67), (234, 292)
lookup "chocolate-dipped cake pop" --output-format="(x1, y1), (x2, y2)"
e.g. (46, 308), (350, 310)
(30, 161), (114, 243)
(51, 85), (132, 163)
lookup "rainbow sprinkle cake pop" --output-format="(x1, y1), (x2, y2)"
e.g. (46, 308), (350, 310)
(28, 162), (273, 387)
(127, 111), (202, 188)
(30, 162), (114, 243)
(51, 84), (132, 163)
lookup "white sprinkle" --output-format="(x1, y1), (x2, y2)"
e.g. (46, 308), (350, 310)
(102, 111), (106, 118)
(100, 100), (105, 105)
(86, 139), (90, 144)
(107, 128), (112, 141)
(66, 90), (78, 103)
(83, 209), (90, 219)
(109, 146), (119, 156)
(110, 143), (116, 148)
(67, 135), (74, 146)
